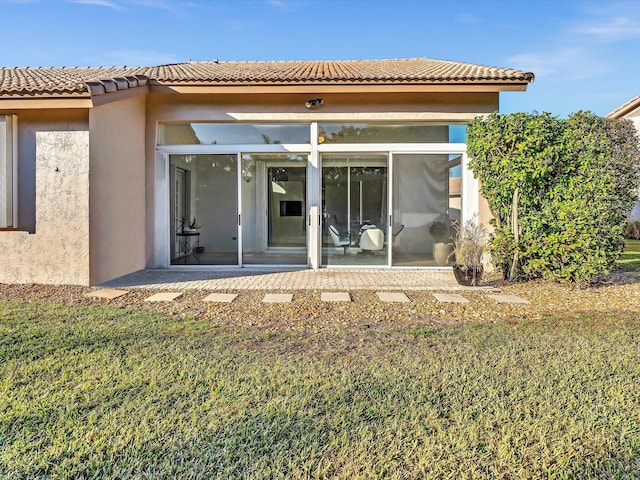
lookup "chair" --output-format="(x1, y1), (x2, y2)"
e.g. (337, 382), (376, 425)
(392, 224), (405, 242)
(360, 228), (384, 252)
(329, 224), (351, 254)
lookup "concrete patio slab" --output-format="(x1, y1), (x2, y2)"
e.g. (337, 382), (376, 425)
(144, 292), (183, 302)
(321, 292), (352, 302)
(262, 293), (293, 303)
(488, 294), (530, 304)
(202, 293), (238, 303)
(433, 293), (469, 303)
(376, 292), (410, 302)
(100, 268), (460, 291)
(84, 288), (129, 299)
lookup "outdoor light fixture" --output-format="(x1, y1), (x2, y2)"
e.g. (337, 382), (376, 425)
(304, 98), (324, 109)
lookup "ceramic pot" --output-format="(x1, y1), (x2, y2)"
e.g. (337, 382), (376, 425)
(452, 264), (483, 286)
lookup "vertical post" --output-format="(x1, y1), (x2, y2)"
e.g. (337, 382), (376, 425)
(153, 150), (170, 267)
(461, 150), (478, 224)
(308, 122), (320, 269)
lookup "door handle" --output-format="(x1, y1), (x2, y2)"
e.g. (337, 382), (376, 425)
(238, 214), (241, 226)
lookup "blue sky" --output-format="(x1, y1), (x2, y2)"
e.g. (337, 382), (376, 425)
(1, 0), (639, 117)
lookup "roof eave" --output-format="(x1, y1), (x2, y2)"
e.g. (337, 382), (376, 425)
(148, 80), (531, 95)
(606, 94), (640, 118)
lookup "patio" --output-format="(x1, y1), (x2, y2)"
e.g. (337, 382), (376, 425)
(99, 268), (467, 291)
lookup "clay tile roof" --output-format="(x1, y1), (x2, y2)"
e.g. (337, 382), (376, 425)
(0, 57), (534, 98)
(0, 66), (146, 96)
(143, 58), (534, 85)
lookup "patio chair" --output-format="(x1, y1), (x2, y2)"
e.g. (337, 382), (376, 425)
(360, 228), (384, 252)
(329, 224), (351, 254)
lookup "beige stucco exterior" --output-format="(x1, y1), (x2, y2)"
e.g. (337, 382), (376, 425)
(0, 78), (522, 285)
(88, 94), (146, 285)
(0, 131), (90, 284)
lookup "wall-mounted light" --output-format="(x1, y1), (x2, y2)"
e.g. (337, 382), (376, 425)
(304, 98), (324, 109)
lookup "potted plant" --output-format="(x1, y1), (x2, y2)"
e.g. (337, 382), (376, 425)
(179, 216), (202, 233)
(450, 217), (488, 286)
(429, 221), (452, 265)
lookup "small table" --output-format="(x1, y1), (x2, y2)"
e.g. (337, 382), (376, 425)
(176, 231), (201, 264)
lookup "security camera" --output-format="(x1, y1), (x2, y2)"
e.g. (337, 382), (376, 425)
(304, 98), (324, 109)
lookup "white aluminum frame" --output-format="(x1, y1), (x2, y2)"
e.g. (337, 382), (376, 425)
(154, 135), (473, 270)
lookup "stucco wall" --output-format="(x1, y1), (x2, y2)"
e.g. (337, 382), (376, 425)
(11, 110), (88, 232)
(0, 131), (90, 284)
(89, 94), (146, 285)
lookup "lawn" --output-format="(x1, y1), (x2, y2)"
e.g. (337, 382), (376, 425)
(616, 239), (640, 271)
(2, 302), (640, 479)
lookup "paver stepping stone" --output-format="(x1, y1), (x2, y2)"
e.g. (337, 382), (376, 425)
(376, 292), (410, 303)
(321, 292), (352, 302)
(488, 294), (530, 304)
(262, 293), (293, 303)
(202, 293), (238, 303)
(144, 292), (183, 302)
(433, 293), (469, 303)
(84, 288), (129, 300)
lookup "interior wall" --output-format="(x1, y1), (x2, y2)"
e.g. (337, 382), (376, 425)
(89, 94), (146, 284)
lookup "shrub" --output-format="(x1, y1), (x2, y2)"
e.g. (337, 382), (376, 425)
(467, 111), (640, 284)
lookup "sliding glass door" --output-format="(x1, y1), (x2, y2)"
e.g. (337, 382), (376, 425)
(391, 153), (458, 266)
(170, 154), (238, 265)
(322, 155), (388, 266)
(167, 150), (462, 268)
(242, 154), (308, 265)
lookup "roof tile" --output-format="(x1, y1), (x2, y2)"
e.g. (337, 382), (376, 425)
(0, 57), (534, 98)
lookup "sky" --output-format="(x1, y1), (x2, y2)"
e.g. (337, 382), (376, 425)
(1, 0), (639, 117)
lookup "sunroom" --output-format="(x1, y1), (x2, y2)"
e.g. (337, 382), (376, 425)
(155, 121), (472, 269)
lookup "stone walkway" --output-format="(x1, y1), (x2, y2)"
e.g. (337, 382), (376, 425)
(87, 287), (529, 305)
(92, 268), (529, 305)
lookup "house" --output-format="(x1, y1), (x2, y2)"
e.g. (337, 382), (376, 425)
(0, 58), (534, 285)
(607, 93), (640, 133)
(607, 93), (640, 221)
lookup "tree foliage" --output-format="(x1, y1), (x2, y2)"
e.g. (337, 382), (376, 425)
(467, 111), (640, 284)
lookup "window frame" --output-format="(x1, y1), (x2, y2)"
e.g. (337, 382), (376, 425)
(0, 114), (18, 229)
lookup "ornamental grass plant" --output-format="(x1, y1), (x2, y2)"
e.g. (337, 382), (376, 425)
(450, 217), (488, 268)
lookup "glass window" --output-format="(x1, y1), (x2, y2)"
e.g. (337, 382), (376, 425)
(158, 123), (310, 145)
(449, 125), (467, 143)
(318, 123), (465, 144)
(0, 115), (17, 228)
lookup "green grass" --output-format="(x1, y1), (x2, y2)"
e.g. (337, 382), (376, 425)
(616, 239), (640, 271)
(2, 303), (640, 479)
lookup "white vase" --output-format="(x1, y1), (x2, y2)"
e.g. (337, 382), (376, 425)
(433, 242), (453, 265)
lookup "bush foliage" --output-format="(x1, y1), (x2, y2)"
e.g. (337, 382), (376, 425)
(467, 111), (640, 284)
